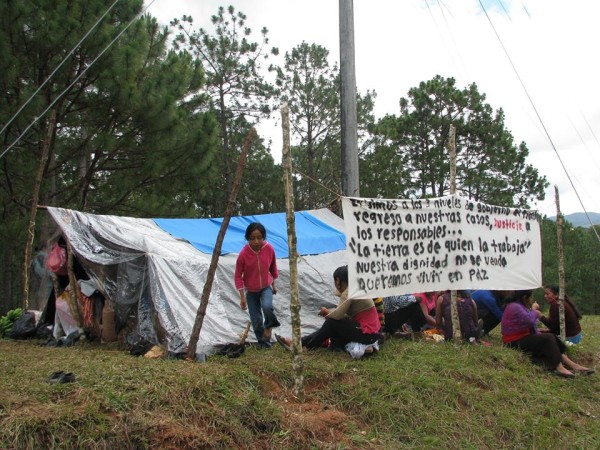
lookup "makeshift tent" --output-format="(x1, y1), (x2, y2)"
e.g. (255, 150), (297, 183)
(43, 207), (348, 357)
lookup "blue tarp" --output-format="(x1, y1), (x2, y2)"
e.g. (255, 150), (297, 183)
(153, 211), (346, 258)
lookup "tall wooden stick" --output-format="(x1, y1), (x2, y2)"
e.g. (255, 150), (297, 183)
(448, 124), (462, 343)
(186, 128), (255, 359)
(22, 110), (56, 309)
(555, 186), (566, 341)
(281, 102), (304, 399)
(66, 240), (84, 331)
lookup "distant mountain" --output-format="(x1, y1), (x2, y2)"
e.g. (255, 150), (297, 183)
(548, 212), (600, 227)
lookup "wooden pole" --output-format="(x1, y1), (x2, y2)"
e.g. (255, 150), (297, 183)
(186, 128), (255, 359)
(281, 102), (304, 399)
(448, 125), (462, 343)
(22, 110), (56, 310)
(555, 186), (566, 341)
(66, 240), (84, 332)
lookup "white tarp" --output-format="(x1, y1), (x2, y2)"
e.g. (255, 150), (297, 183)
(46, 207), (348, 356)
(342, 194), (542, 299)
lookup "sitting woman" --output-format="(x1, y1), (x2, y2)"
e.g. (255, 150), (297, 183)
(382, 294), (427, 334)
(435, 291), (479, 341)
(537, 284), (583, 344)
(501, 290), (593, 378)
(275, 265), (381, 354)
(415, 292), (438, 329)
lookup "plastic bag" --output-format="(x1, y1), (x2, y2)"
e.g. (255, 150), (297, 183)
(46, 243), (67, 275)
(9, 312), (37, 339)
(345, 341), (379, 359)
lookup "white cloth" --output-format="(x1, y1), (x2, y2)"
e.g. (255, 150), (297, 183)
(345, 340), (380, 359)
(53, 290), (79, 339)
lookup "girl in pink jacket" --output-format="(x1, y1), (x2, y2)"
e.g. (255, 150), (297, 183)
(234, 222), (280, 348)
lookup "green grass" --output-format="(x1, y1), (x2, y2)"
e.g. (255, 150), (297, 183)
(1, 317), (599, 449)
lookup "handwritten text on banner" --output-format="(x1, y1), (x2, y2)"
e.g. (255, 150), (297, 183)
(342, 195), (542, 299)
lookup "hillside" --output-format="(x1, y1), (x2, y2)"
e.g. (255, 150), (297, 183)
(1, 317), (599, 449)
(549, 212), (600, 227)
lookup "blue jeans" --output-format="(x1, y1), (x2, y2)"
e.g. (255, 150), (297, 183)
(246, 287), (280, 347)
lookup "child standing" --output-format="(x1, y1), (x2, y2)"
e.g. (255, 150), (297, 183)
(234, 222), (280, 348)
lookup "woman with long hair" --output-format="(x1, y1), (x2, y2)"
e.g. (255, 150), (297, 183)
(538, 284), (583, 344)
(501, 290), (593, 378)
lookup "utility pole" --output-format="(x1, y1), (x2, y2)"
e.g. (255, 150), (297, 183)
(339, 0), (359, 197)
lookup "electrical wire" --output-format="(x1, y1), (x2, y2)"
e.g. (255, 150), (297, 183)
(567, 114), (600, 174)
(0, 0), (121, 138)
(425, 1), (468, 82)
(495, 0), (512, 21)
(0, 0), (158, 162)
(477, 0), (600, 241)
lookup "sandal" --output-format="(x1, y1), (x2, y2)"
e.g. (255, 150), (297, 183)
(552, 370), (575, 379)
(573, 368), (595, 375)
(47, 371), (76, 384)
(275, 334), (292, 351)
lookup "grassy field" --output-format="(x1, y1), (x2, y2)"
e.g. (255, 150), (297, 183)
(1, 317), (599, 450)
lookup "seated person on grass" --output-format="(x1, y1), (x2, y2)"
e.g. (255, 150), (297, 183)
(471, 290), (512, 335)
(501, 290), (593, 378)
(415, 291), (438, 329)
(536, 284), (584, 344)
(383, 294), (428, 335)
(435, 291), (480, 342)
(275, 265), (381, 354)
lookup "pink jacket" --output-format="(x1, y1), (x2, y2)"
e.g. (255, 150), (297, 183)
(234, 242), (278, 292)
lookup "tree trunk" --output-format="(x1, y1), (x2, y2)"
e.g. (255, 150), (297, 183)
(447, 125), (462, 343)
(186, 128), (255, 359)
(22, 110), (56, 310)
(281, 102), (304, 399)
(555, 186), (566, 341)
(66, 240), (84, 331)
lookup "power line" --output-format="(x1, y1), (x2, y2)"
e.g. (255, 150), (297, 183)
(567, 114), (600, 174)
(579, 107), (600, 152)
(477, 0), (600, 241)
(0, 0), (158, 162)
(0, 0), (121, 138)
(425, 1), (468, 81)
(495, 0), (512, 21)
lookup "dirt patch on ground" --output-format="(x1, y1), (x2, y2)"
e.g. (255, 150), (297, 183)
(279, 399), (355, 446)
(256, 370), (372, 449)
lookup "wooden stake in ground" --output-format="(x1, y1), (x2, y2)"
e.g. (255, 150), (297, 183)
(186, 128), (255, 360)
(555, 186), (567, 341)
(281, 102), (304, 399)
(239, 321), (252, 345)
(65, 240), (84, 331)
(447, 124), (462, 343)
(22, 110), (56, 310)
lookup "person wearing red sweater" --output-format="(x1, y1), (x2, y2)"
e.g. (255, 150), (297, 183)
(234, 222), (280, 348)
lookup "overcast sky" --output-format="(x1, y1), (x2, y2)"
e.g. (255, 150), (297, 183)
(146, 0), (600, 216)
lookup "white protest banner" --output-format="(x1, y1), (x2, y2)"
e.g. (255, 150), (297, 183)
(342, 194), (542, 299)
